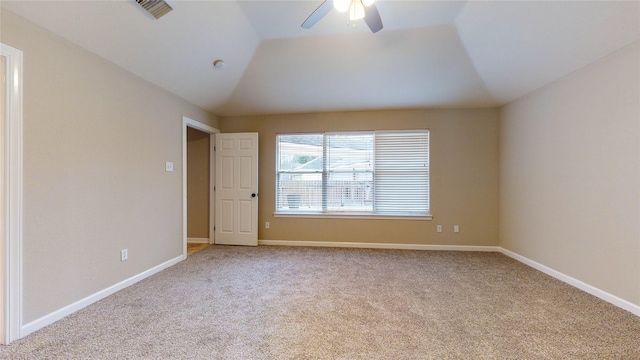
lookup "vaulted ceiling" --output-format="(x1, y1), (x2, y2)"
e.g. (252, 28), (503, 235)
(2, 1), (639, 116)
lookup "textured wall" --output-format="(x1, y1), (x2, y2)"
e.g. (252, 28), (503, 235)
(220, 108), (499, 246)
(499, 42), (640, 306)
(1, 10), (217, 323)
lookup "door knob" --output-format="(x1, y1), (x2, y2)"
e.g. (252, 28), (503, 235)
(251, 193), (257, 198)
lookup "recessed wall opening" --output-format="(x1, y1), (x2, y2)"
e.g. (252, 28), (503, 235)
(182, 116), (218, 258)
(186, 127), (211, 255)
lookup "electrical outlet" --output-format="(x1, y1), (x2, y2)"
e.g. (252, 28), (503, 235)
(436, 225), (442, 233)
(454, 225), (460, 233)
(121, 249), (128, 262)
(265, 222), (270, 229)
(165, 162), (174, 172)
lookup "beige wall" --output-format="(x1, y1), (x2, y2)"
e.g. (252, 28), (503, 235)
(499, 42), (640, 306)
(220, 108), (499, 246)
(1, 10), (217, 323)
(186, 127), (210, 239)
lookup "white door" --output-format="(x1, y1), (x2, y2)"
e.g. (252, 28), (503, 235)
(215, 133), (259, 246)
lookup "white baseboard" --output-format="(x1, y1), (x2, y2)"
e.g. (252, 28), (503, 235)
(20, 254), (186, 338)
(19, 242), (638, 339)
(499, 248), (640, 317)
(187, 237), (210, 244)
(258, 239), (499, 252)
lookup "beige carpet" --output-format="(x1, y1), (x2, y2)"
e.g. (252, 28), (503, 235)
(2, 246), (639, 359)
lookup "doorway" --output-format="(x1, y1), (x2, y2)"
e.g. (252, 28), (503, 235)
(186, 127), (210, 255)
(182, 117), (218, 258)
(1, 43), (24, 344)
(1, 51), (6, 345)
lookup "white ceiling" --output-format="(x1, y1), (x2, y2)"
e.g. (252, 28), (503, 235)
(2, 0), (639, 116)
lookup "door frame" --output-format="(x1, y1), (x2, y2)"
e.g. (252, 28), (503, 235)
(182, 116), (218, 257)
(1, 43), (24, 344)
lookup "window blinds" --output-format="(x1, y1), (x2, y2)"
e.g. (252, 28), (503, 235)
(374, 131), (430, 215)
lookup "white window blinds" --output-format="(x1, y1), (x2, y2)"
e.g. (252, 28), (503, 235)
(374, 131), (430, 215)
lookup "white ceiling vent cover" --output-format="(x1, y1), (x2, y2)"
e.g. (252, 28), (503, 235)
(135, 0), (174, 20)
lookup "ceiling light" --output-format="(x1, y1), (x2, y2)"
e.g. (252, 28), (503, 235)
(349, 0), (365, 21)
(334, 0), (350, 12)
(335, 0), (373, 21)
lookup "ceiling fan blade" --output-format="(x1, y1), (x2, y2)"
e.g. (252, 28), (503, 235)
(302, 0), (334, 29)
(364, 3), (383, 33)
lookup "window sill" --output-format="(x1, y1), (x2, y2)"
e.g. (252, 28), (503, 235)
(273, 212), (432, 221)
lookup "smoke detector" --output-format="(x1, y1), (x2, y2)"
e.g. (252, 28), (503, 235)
(135, 0), (174, 20)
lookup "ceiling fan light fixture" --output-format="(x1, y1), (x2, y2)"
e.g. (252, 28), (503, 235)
(334, 0), (350, 12)
(302, 0), (383, 33)
(349, 0), (365, 21)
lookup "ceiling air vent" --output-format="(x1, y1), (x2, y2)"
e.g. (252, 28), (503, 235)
(135, 0), (173, 20)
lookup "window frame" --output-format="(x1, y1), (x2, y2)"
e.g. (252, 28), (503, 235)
(274, 130), (431, 220)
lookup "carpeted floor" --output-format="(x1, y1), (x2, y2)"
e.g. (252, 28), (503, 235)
(2, 245), (639, 359)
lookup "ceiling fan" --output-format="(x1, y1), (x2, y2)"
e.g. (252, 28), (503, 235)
(302, 0), (384, 33)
